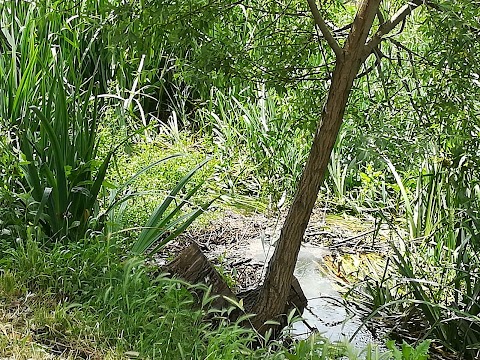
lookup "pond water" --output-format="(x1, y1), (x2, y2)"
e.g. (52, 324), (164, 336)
(244, 237), (376, 348)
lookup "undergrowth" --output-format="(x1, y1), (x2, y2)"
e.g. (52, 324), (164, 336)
(0, 0), (476, 359)
(0, 234), (429, 359)
(0, 235), (248, 358)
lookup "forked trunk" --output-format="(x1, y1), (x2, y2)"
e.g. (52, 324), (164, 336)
(250, 0), (381, 331)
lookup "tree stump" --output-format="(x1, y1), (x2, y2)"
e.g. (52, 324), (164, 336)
(164, 242), (238, 309)
(165, 241), (307, 329)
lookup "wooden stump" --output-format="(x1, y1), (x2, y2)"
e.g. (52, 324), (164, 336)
(165, 242), (238, 309)
(165, 241), (308, 328)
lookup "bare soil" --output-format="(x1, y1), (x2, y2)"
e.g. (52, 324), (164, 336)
(155, 207), (388, 292)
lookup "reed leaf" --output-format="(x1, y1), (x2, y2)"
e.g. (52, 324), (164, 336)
(132, 158), (212, 255)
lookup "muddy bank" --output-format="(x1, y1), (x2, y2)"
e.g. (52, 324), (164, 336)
(154, 208), (390, 346)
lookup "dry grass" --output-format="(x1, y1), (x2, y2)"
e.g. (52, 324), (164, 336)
(0, 294), (119, 360)
(0, 302), (66, 360)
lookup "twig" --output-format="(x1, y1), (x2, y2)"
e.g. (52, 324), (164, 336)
(331, 229), (376, 247)
(367, 0), (425, 51)
(306, 0), (343, 58)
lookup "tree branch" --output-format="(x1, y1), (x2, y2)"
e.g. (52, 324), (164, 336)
(332, 22), (353, 35)
(387, 38), (435, 66)
(346, 0), (382, 52)
(355, 46), (384, 79)
(367, 0), (424, 50)
(378, 0), (423, 36)
(376, 8), (385, 25)
(306, 0), (343, 58)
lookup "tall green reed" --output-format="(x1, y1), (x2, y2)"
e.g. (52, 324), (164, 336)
(198, 87), (309, 202)
(361, 157), (480, 358)
(21, 78), (115, 241)
(0, 0), (120, 241)
(130, 157), (215, 256)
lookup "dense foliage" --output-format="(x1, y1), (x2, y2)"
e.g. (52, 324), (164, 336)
(0, 0), (479, 358)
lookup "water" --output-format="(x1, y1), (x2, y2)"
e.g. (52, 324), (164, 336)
(245, 238), (376, 347)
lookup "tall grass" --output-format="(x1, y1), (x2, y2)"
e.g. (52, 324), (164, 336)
(358, 157), (480, 359)
(198, 87), (310, 202)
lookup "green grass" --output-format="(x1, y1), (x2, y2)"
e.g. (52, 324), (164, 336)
(0, 233), (430, 360)
(352, 157), (480, 359)
(101, 131), (269, 241)
(103, 135), (215, 230)
(1, 235), (246, 358)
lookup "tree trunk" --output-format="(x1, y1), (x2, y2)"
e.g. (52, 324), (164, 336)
(251, 0), (381, 331)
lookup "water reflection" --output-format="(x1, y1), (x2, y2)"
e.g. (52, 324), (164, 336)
(245, 239), (376, 347)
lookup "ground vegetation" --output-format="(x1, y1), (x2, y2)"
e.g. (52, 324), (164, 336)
(0, 0), (479, 358)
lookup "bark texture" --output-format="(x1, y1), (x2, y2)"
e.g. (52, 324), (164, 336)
(165, 242), (308, 319)
(165, 242), (237, 309)
(251, 0), (384, 331)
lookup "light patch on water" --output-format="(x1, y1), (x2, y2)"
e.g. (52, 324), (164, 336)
(244, 238), (376, 348)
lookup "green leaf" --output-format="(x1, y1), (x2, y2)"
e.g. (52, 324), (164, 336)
(33, 187), (52, 225)
(30, 105), (68, 216)
(132, 158), (212, 255)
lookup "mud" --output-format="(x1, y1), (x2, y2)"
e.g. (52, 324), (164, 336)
(154, 208), (392, 347)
